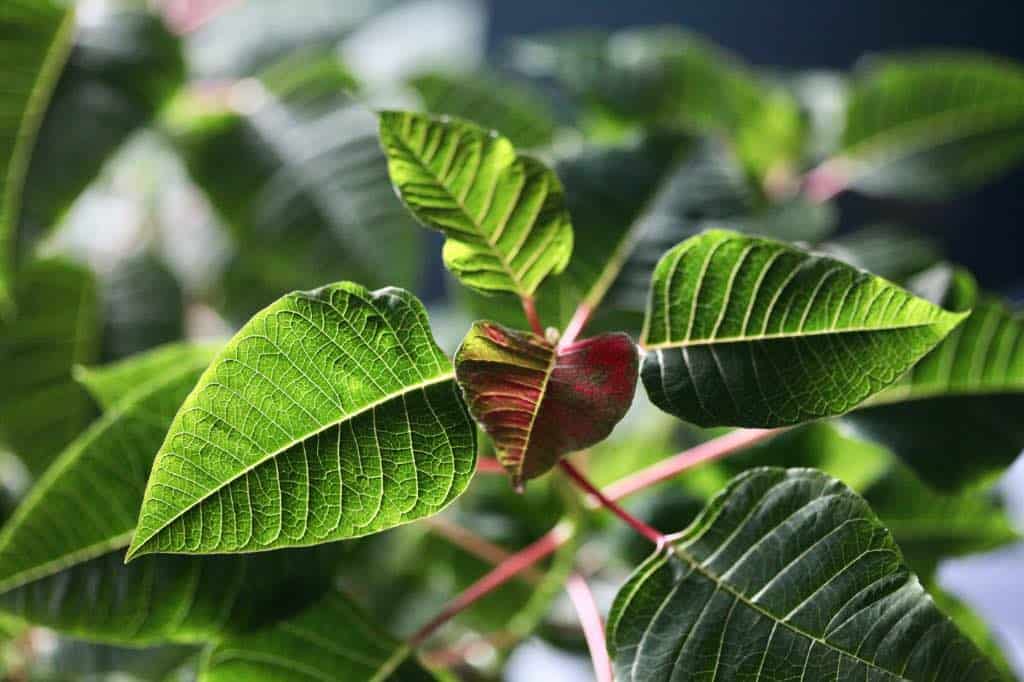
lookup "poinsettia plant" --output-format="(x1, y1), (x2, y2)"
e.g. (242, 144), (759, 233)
(1, 1), (1023, 680)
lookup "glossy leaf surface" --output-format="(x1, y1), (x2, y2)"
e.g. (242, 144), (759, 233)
(640, 230), (966, 427)
(379, 111), (573, 297)
(200, 589), (434, 681)
(129, 283), (476, 559)
(607, 467), (1003, 681)
(838, 53), (1024, 199)
(456, 321), (637, 484)
(0, 0), (74, 308)
(0, 258), (99, 473)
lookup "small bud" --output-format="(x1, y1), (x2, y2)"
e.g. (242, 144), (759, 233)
(545, 326), (560, 345)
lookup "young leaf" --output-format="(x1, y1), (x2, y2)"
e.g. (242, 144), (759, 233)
(0, 258), (99, 474)
(0, 349), (340, 643)
(455, 322), (637, 485)
(639, 230), (966, 427)
(0, 0), (75, 309)
(835, 53), (1024, 199)
(607, 467), (1004, 681)
(847, 268), (1024, 490)
(199, 589), (435, 681)
(379, 111), (574, 297)
(75, 342), (219, 411)
(128, 283), (476, 559)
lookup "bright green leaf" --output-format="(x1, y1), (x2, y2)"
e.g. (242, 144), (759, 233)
(848, 267), (1024, 489)
(835, 53), (1024, 199)
(75, 342), (219, 411)
(607, 467), (1004, 681)
(128, 283), (476, 559)
(639, 230), (967, 427)
(0, 258), (99, 474)
(199, 589), (435, 681)
(0, 0), (75, 310)
(379, 110), (574, 298)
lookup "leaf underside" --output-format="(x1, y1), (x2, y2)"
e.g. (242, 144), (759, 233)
(455, 321), (638, 484)
(639, 230), (966, 427)
(607, 467), (1003, 682)
(379, 110), (573, 297)
(129, 283), (476, 559)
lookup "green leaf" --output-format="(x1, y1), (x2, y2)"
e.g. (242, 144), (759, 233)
(75, 342), (219, 411)
(847, 267), (1024, 489)
(0, 258), (99, 474)
(455, 321), (637, 484)
(410, 71), (557, 149)
(174, 60), (419, 322)
(0, 0), (75, 310)
(99, 252), (186, 362)
(17, 6), (185, 259)
(128, 283), (477, 559)
(0, 349), (340, 644)
(819, 224), (944, 282)
(379, 110), (574, 297)
(836, 52), (1024, 199)
(639, 229), (966, 427)
(199, 588), (435, 681)
(607, 467), (1004, 681)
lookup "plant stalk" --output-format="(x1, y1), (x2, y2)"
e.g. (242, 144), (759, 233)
(566, 573), (614, 682)
(521, 295), (544, 336)
(559, 459), (665, 545)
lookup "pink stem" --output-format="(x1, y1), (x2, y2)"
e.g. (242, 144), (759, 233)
(559, 301), (594, 348)
(476, 457), (505, 474)
(559, 460), (665, 545)
(521, 296), (544, 336)
(602, 428), (780, 502)
(803, 160), (849, 204)
(565, 574), (614, 682)
(408, 524), (571, 648)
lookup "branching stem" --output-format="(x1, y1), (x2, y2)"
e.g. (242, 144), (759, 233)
(521, 295), (544, 336)
(558, 459), (665, 545)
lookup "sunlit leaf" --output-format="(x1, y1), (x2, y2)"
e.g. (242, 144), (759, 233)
(833, 52), (1024, 199)
(607, 467), (1004, 681)
(379, 111), (573, 298)
(0, 0), (75, 310)
(199, 589), (435, 681)
(455, 321), (637, 484)
(0, 258), (99, 474)
(640, 230), (967, 427)
(410, 71), (557, 149)
(848, 267), (1024, 489)
(128, 283), (476, 559)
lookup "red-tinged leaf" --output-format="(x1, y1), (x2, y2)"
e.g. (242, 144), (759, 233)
(455, 321), (638, 485)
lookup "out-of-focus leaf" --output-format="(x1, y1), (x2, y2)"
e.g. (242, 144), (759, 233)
(508, 28), (805, 179)
(930, 588), (1015, 678)
(640, 230), (966, 428)
(848, 267), (1024, 490)
(380, 111), (573, 298)
(17, 6), (185, 259)
(0, 258), (99, 474)
(0, 351), (341, 644)
(788, 70), (848, 162)
(30, 639), (196, 682)
(74, 342), (218, 411)
(199, 589), (436, 681)
(128, 284), (477, 559)
(819, 223), (944, 282)
(834, 52), (1024, 199)
(410, 71), (557, 149)
(0, 0), (75, 310)
(99, 252), (185, 362)
(607, 467), (1004, 681)
(455, 321), (637, 484)
(175, 57), (420, 322)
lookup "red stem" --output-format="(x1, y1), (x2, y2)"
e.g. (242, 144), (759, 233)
(408, 523), (571, 648)
(559, 301), (593, 348)
(476, 457), (505, 474)
(558, 459), (665, 545)
(521, 296), (544, 336)
(602, 428), (780, 502)
(565, 574), (614, 682)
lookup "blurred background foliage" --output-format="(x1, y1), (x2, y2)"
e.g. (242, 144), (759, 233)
(0, 0), (1023, 679)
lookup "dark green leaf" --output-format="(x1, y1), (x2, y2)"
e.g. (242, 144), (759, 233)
(0, 258), (99, 474)
(100, 252), (186, 362)
(379, 110), (573, 297)
(835, 52), (1024, 199)
(0, 0), (74, 310)
(640, 230), (966, 427)
(607, 467), (1004, 681)
(819, 224), (945, 282)
(128, 283), (477, 559)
